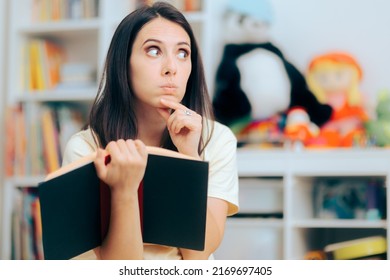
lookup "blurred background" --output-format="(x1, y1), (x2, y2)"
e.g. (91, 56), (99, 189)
(1, 0), (390, 260)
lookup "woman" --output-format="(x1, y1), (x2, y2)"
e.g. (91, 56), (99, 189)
(62, 2), (239, 260)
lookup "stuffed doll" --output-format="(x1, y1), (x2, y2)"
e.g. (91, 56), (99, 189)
(306, 52), (369, 147)
(284, 107), (320, 149)
(212, 0), (332, 146)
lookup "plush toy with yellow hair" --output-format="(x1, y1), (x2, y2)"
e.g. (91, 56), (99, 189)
(306, 52), (368, 147)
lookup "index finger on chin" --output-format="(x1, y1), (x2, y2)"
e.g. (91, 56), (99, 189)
(160, 98), (185, 111)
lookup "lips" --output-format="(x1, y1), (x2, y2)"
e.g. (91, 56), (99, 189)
(160, 84), (177, 89)
(160, 84), (178, 93)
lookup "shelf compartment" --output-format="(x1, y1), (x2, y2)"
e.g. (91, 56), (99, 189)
(215, 218), (284, 260)
(237, 149), (288, 176)
(291, 176), (387, 221)
(238, 177), (283, 215)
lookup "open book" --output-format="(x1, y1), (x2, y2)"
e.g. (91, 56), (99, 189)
(38, 147), (209, 260)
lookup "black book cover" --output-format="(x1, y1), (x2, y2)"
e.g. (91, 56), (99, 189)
(38, 152), (209, 260)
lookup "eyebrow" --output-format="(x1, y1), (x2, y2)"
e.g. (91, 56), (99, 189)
(142, 38), (191, 48)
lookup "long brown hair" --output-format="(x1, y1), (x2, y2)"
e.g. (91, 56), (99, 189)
(89, 2), (214, 153)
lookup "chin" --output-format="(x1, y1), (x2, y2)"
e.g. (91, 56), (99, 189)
(160, 94), (180, 102)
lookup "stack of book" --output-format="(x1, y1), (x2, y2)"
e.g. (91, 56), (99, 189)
(22, 39), (64, 91)
(32, 0), (100, 22)
(5, 103), (86, 176)
(56, 62), (96, 90)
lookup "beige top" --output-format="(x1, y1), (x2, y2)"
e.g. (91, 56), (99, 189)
(62, 120), (239, 260)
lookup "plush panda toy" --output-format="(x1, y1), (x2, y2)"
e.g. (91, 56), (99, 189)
(212, 0), (332, 144)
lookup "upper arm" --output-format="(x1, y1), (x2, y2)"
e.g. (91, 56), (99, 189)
(62, 130), (96, 166)
(180, 123), (239, 259)
(206, 123), (239, 216)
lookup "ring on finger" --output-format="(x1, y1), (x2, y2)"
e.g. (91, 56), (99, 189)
(184, 109), (192, 116)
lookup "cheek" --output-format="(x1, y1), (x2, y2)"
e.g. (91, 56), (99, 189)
(130, 64), (151, 93)
(180, 64), (192, 85)
(178, 67), (191, 97)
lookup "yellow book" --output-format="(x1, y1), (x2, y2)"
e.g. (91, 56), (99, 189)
(41, 107), (60, 173)
(29, 40), (46, 90)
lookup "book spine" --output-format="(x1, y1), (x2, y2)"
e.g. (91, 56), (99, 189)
(29, 40), (45, 90)
(6, 103), (86, 176)
(14, 104), (27, 176)
(25, 39), (64, 91)
(41, 106), (61, 173)
(12, 188), (43, 260)
(4, 107), (17, 176)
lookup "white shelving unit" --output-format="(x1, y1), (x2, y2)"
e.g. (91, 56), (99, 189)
(1, 0), (225, 260)
(215, 148), (390, 260)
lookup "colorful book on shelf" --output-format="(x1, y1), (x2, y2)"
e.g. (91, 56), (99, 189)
(184, 0), (201, 11)
(26, 39), (64, 91)
(4, 107), (16, 176)
(31, 198), (44, 260)
(21, 43), (33, 91)
(38, 146), (209, 260)
(40, 106), (61, 173)
(19, 188), (42, 260)
(40, 40), (63, 89)
(29, 40), (45, 90)
(28, 104), (45, 175)
(14, 105), (27, 176)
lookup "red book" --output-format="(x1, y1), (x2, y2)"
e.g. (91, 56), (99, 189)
(38, 147), (208, 260)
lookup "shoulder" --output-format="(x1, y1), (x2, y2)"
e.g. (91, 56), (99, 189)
(212, 120), (236, 137)
(62, 128), (98, 166)
(204, 120), (237, 157)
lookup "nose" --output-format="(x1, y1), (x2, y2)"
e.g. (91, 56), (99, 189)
(161, 55), (177, 76)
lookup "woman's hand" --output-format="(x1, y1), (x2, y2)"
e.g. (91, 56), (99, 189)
(94, 139), (148, 196)
(157, 98), (202, 158)
(94, 139), (147, 260)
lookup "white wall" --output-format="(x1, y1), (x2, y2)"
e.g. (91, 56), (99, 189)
(268, 0), (390, 108)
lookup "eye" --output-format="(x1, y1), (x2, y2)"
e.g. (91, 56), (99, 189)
(177, 49), (189, 59)
(147, 47), (160, 57)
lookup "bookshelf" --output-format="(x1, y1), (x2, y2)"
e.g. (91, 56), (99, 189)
(214, 148), (390, 260)
(1, 0), (227, 259)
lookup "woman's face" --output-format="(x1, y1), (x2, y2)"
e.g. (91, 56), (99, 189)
(130, 17), (192, 109)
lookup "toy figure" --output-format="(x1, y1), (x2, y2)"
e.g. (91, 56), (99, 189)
(306, 52), (369, 147)
(284, 107), (320, 149)
(212, 0), (332, 146)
